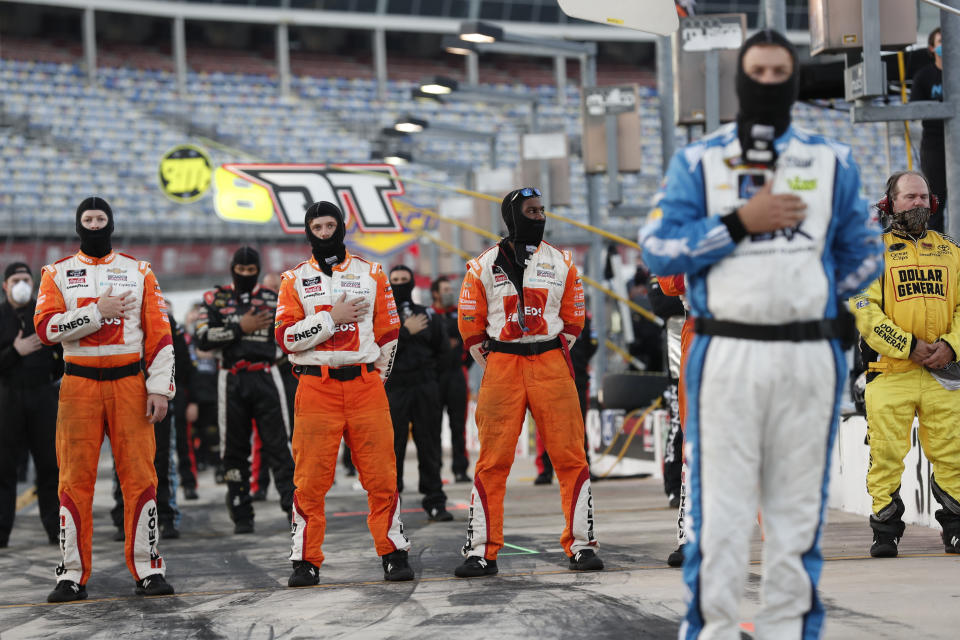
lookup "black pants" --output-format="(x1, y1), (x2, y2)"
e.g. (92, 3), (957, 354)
(195, 401), (219, 467)
(538, 375), (590, 477)
(921, 136), (947, 233)
(219, 368), (295, 523)
(437, 366), (469, 475)
(174, 397), (196, 490)
(387, 379), (447, 512)
(111, 412), (177, 529)
(0, 381), (60, 544)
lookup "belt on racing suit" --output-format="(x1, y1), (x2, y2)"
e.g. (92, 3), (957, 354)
(228, 360), (271, 375)
(64, 361), (142, 381)
(694, 317), (848, 342)
(294, 362), (376, 381)
(486, 337), (562, 355)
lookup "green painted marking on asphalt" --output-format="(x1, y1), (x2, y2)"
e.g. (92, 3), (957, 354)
(499, 542), (539, 555)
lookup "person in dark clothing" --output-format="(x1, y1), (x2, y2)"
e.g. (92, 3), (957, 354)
(172, 313), (197, 500)
(646, 275), (687, 505)
(430, 276), (471, 483)
(386, 265), (452, 521)
(911, 27), (946, 232)
(0, 263), (62, 547)
(195, 247), (295, 534)
(628, 265), (666, 371)
(112, 313), (193, 539)
(186, 329), (220, 475)
(533, 311), (599, 485)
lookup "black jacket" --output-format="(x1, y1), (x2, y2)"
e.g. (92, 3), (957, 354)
(195, 284), (278, 368)
(0, 299), (63, 387)
(433, 304), (471, 372)
(387, 300), (448, 387)
(570, 312), (597, 379)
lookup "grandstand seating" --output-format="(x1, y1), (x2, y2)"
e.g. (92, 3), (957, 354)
(0, 37), (906, 242)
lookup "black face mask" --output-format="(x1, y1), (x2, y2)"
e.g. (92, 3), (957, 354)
(304, 202), (347, 276)
(391, 280), (414, 305)
(75, 196), (115, 259)
(232, 272), (259, 295)
(735, 31), (799, 167)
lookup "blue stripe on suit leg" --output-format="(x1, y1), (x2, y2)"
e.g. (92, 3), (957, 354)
(800, 339), (846, 640)
(680, 333), (711, 639)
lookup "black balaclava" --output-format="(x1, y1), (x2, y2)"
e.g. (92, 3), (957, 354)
(501, 188), (545, 266)
(75, 196), (115, 258)
(231, 246), (261, 296)
(304, 201), (347, 276)
(389, 265), (415, 306)
(735, 29), (799, 167)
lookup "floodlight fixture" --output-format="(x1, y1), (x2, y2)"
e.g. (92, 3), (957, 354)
(411, 89), (445, 104)
(394, 116), (428, 134)
(459, 21), (503, 44)
(442, 36), (477, 56)
(382, 151), (412, 166)
(419, 76), (459, 95)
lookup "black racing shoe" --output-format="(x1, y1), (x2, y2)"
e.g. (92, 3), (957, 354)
(943, 531), (960, 554)
(427, 507), (454, 522)
(135, 574), (174, 596)
(533, 472), (553, 486)
(667, 545), (684, 568)
(454, 472), (471, 483)
(382, 550), (415, 581)
(183, 487), (199, 501)
(48, 580), (87, 603)
(454, 556), (498, 578)
(160, 522), (180, 540)
(668, 492), (681, 509)
(288, 561), (320, 587)
(234, 520), (254, 535)
(569, 548), (604, 571)
(870, 530), (901, 558)
(251, 489), (267, 502)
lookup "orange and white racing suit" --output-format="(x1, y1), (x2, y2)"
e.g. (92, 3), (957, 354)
(35, 250), (175, 586)
(458, 241), (595, 561)
(275, 252), (409, 565)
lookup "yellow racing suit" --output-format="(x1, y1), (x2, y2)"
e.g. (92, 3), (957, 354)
(849, 229), (960, 530)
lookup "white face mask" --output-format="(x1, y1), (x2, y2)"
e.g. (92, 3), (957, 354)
(10, 280), (32, 305)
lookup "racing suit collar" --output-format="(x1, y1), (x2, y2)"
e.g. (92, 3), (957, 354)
(890, 227), (929, 242)
(308, 250), (353, 274)
(76, 250), (117, 265)
(227, 283), (261, 296)
(724, 125), (795, 166)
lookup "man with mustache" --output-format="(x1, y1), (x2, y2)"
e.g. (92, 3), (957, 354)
(850, 170), (960, 559)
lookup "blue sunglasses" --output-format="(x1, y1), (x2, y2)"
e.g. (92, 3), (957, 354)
(510, 187), (542, 202)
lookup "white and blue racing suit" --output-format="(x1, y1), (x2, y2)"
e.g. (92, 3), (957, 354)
(641, 124), (883, 640)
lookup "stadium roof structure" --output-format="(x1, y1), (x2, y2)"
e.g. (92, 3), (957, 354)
(9, 0), (811, 44)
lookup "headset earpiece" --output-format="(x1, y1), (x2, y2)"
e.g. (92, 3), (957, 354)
(875, 195), (892, 216)
(931, 194), (940, 215)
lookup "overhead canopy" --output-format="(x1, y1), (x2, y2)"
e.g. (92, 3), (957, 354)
(557, 0), (680, 36)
